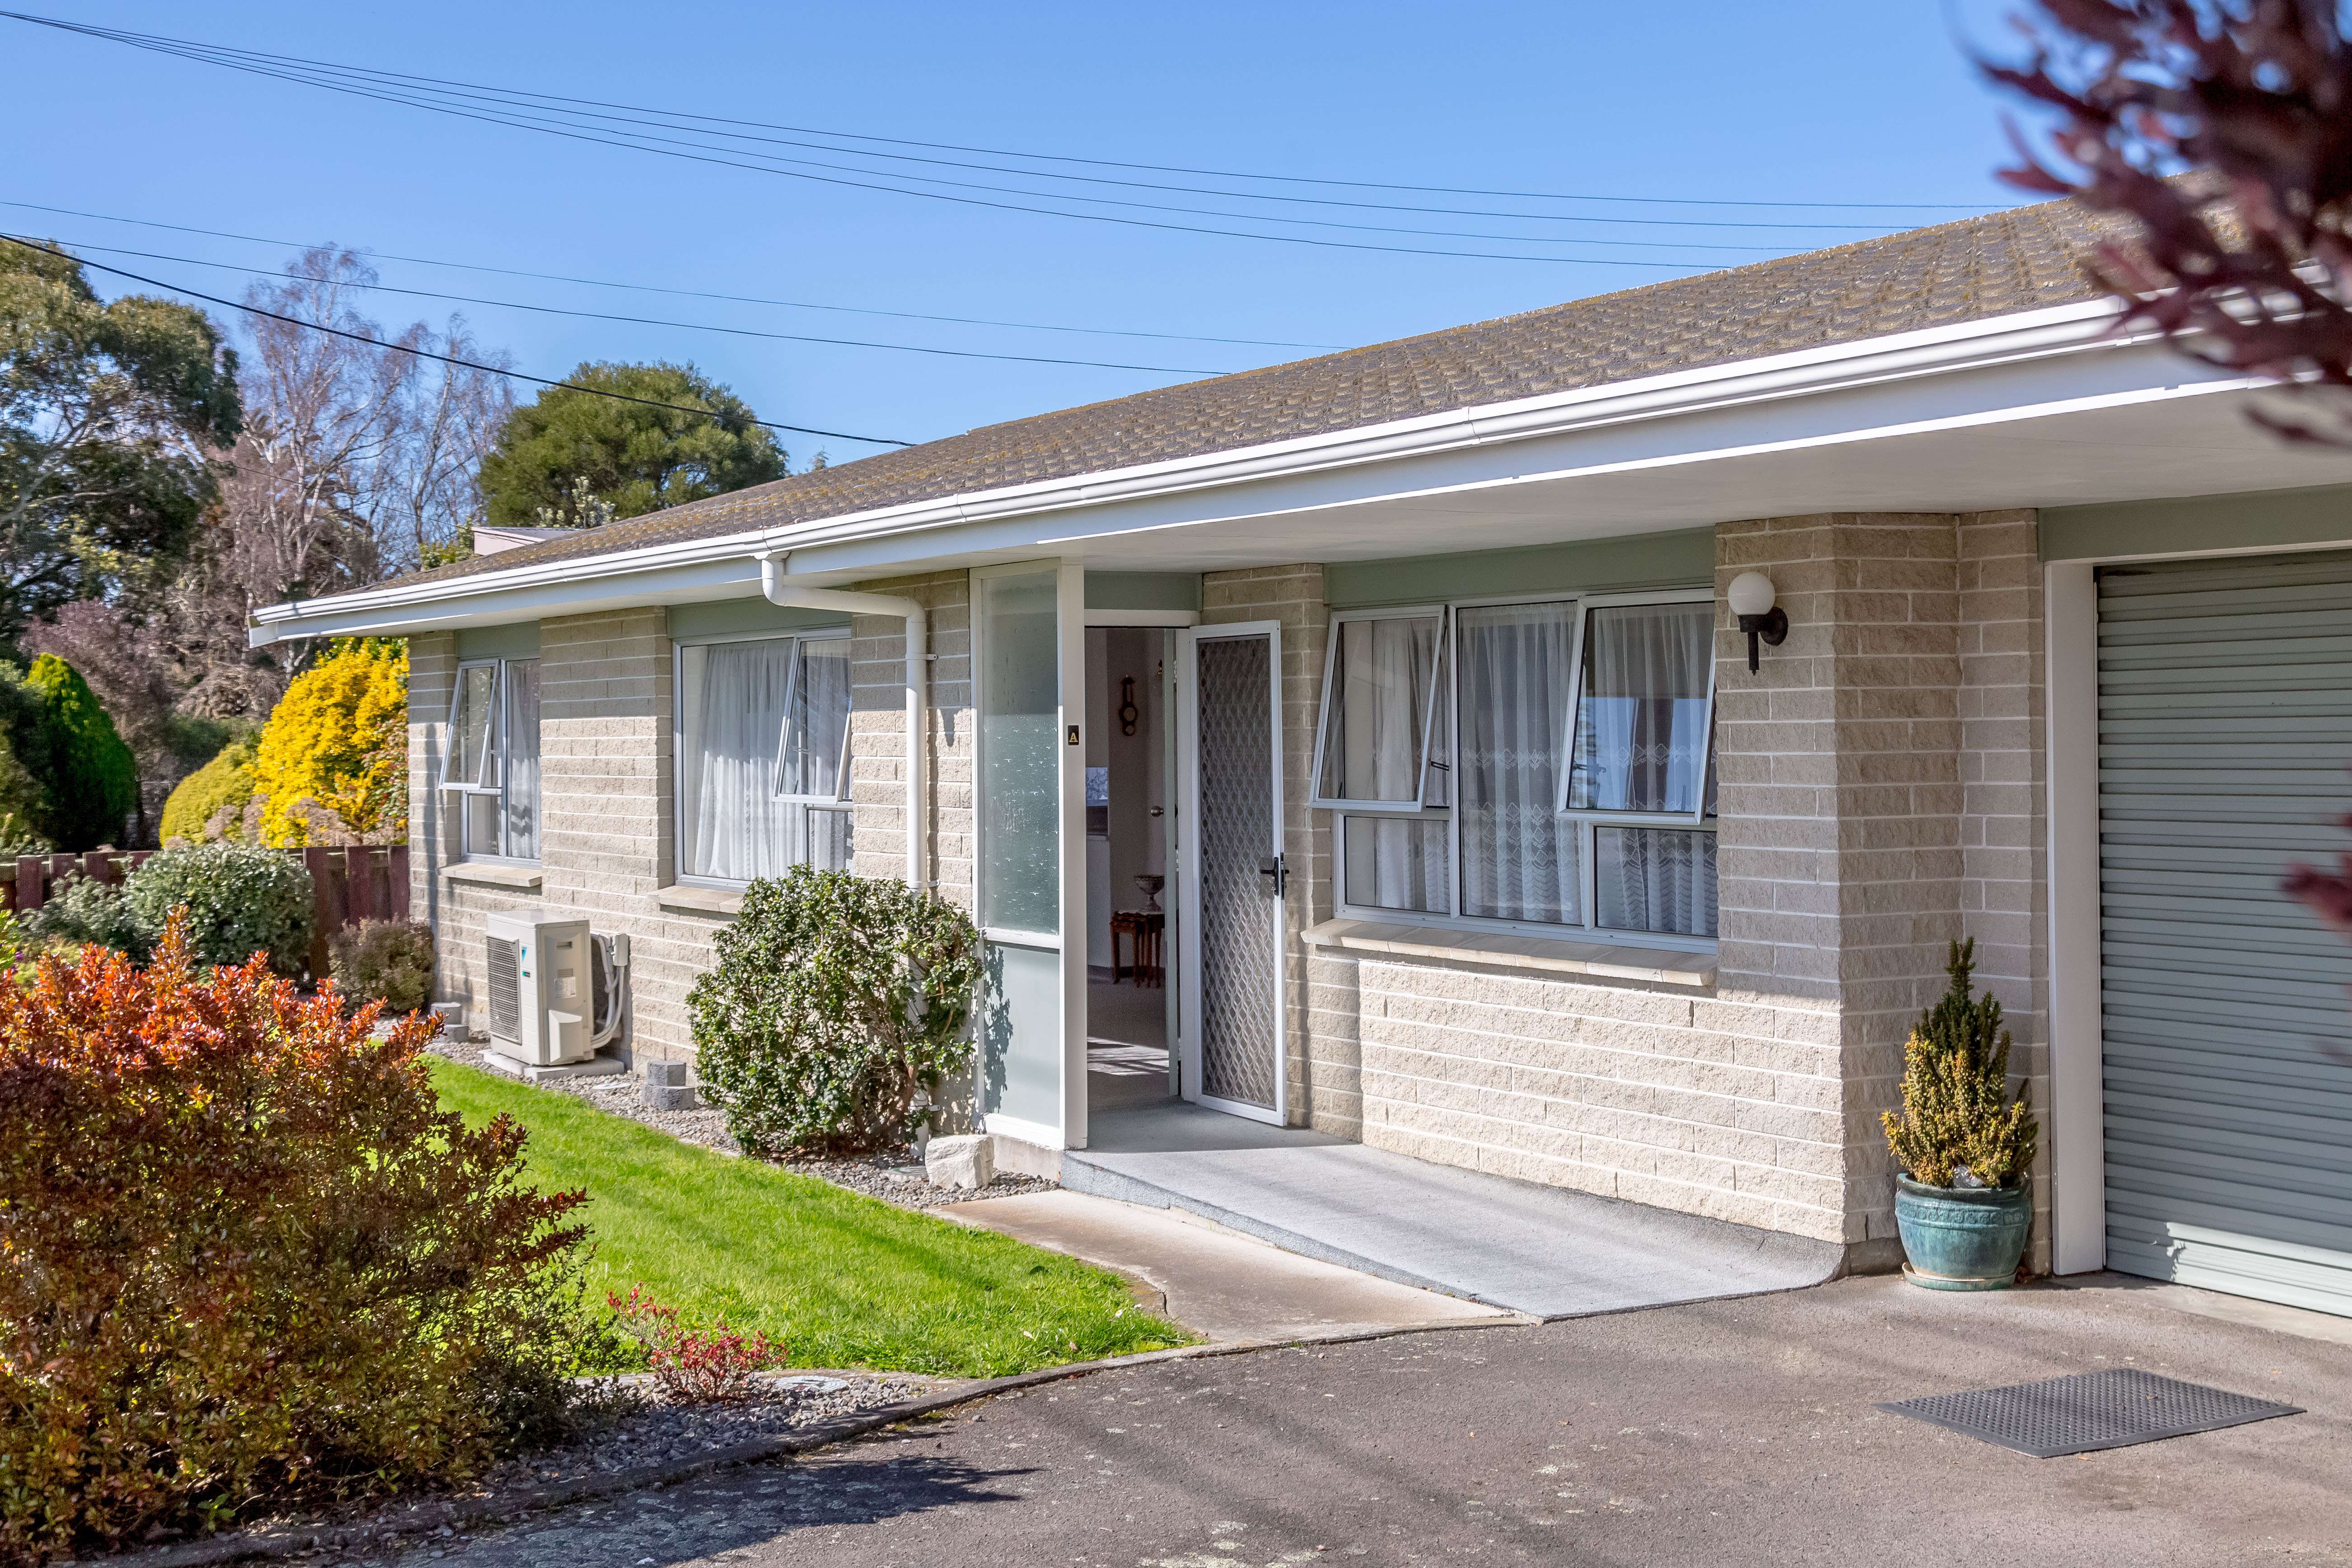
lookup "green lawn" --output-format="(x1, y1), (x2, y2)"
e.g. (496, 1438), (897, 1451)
(428, 1058), (1189, 1376)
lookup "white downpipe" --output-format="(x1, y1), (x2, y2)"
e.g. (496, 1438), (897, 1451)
(758, 553), (927, 893)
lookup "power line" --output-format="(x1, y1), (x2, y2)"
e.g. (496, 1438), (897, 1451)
(0, 11), (1998, 217)
(24, 27), (1759, 261)
(0, 235), (917, 448)
(0, 14), (1878, 266)
(0, 199), (1352, 351)
(71, 42), (1911, 239)
(40, 236), (1238, 375)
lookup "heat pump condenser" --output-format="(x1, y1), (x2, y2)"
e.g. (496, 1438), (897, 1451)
(483, 908), (594, 1067)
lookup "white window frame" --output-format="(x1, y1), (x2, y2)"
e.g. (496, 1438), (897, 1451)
(1307, 604), (1450, 814)
(670, 626), (855, 890)
(1317, 586), (1718, 952)
(438, 656), (540, 864)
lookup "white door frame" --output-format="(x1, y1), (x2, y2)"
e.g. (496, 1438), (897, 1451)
(1175, 619), (1288, 1125)
(2045, 533), (2352, 1277)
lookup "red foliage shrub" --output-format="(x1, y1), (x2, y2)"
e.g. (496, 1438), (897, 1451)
(0, 916), (597, 1565)
(608, 1286), (782, 1404)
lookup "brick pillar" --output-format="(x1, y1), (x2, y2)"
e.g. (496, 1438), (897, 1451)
(843, 569), (974, 915)
(1956, 508), (2052, 1270)
(1716, 511), (2047, 1267)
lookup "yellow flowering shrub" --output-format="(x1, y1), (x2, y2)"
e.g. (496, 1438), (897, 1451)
(249, 640), (408, 847)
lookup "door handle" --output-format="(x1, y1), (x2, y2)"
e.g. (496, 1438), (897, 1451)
(1257, 855), (1288, 896)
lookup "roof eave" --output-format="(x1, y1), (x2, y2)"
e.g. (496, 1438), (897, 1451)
(250, 295), (2135, 645)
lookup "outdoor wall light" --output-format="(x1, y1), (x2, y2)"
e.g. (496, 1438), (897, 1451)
(1728, 571), (1787, 673)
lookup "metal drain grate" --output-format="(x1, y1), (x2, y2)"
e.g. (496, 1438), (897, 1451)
(1880, 1368), (2302, 1457)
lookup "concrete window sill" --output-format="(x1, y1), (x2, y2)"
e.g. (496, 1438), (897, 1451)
(444, 862), (543, 890)
(657, 883), (744, 916)
(1300, 918), (1715, 989)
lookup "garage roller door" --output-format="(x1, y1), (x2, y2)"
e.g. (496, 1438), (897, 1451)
(2099, 550), (2352, 1316)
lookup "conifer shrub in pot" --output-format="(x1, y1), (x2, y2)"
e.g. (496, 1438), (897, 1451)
(1881, 939), (2040, 1290)
(689, 866), (982, 1159)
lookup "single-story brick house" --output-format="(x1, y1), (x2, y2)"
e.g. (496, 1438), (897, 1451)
(255, 196), (2352, 1317)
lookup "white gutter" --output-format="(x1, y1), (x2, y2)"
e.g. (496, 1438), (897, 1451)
(758, 553), (927, 894)
(248, 296), (2145, 642)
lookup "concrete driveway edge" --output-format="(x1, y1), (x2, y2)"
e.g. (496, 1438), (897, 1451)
(103, 1316), (1540, 1568)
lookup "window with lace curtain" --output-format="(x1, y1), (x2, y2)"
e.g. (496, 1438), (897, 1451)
(1311, 589), (1717, 945)
(440, 658), (540, 861)
(673, 628), (854, 885)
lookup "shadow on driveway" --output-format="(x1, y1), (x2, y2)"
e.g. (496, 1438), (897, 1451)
(434, 1445), (1034, 1566)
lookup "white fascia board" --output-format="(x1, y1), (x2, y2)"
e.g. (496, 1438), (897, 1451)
(248, 555), (764, 645)
(252, 297), (2139, 639)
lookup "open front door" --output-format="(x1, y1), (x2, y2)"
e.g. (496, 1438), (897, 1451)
(1176, 621), (1287, 1125)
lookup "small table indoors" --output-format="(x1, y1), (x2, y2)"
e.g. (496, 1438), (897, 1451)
(1108, 909), (1164, 988)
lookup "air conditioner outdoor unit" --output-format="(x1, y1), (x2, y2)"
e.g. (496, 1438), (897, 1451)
(484, 908), (595, 1068)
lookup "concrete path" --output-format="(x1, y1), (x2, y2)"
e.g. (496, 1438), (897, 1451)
(943, 1189), (1517, 1343)
(1063, 1100), (1843, 1318)
(394, 1273), (2352, 1568)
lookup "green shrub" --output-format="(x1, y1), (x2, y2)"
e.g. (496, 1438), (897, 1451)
(1881, 939), (2039, 1189)
(22, 872), (148, 960)
(330, 919), (436, 1014)
(689, 866), (982, 1159)
(159, 732), (259, 844)
(0, 919), (599, 1564)
(19, 655), (136, 852)
(122, 843), (314, 974)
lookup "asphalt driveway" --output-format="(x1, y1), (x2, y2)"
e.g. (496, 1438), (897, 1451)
(396, 1274), (2352, 1567)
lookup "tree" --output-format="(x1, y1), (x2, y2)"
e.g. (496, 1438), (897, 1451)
(0, 241), (240, 647)
(1987, 1), (2352, 441)
(247, 638), (407, 846)
(476, 361), (784, 527)
(96, 250), (510, 738)
(20, 654), (136, 851)
(1983, 5), (2352, 979)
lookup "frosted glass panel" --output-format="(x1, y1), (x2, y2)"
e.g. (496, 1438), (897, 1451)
(979, 567), (1061, 934)
(980, 940), (1062, 1126)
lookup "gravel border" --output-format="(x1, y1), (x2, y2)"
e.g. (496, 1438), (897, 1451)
(97, 1314), (1539, 1568)
(64, 1371), (945, 1568)
(425, 1037), (1054, 1207)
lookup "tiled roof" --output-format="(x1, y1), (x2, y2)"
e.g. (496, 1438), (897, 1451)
(390, 197), (2126, 590)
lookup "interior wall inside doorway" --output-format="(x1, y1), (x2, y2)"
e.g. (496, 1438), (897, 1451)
(1085, 627), (1168, 966)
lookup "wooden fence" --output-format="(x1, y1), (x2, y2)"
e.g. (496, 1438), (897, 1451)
(3, 845), (412, 975)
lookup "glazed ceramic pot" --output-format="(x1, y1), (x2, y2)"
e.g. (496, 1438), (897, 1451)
(1893, 1174), (2030, 1290)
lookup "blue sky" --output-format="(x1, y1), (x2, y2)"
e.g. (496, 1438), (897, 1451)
(3, 1), (2038, 463)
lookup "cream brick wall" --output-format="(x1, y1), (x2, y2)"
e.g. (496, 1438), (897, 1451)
(1274, 515), (2049, 1259)
(405, 521), (2052, 1267)
(411, 575), (976, 1077)
(1957, 511), (2052, 1269)
(845, 570), (974, 915)
(1712, 510), (2050, 1263)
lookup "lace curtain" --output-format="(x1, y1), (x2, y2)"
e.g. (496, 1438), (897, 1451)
(684, 639), (809, 881)
(502, 660), (541, 860)
(1568, 603), (1715, 936)
(1326, 613), (1452, 912)
(1457, 602), (1578, 923)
